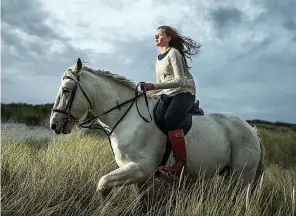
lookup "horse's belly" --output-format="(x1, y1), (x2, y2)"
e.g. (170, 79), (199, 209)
(185, 116), (231, 177)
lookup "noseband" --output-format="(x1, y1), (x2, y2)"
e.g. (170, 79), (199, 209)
(51, 73), (91, 121)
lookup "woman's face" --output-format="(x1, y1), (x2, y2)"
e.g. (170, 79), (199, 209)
(154, 28), (171, 47)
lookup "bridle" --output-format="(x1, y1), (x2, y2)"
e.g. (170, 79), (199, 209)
(51, 67), (153, 147)
(51, 72), (91, 121)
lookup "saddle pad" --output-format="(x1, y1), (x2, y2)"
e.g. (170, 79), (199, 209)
(153, 96), (204, 135)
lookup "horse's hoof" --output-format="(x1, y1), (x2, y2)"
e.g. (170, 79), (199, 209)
(97, 188), (111, 199)
(102, 189), (111, 198)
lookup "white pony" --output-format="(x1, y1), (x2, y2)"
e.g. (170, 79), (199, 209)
(50, 58), (264, 197)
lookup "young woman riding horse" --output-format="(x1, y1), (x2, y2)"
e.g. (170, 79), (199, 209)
(141, 26), (201, 175)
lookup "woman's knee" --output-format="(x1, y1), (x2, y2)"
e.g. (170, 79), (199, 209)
(164, 112), (173, 124)
(164, 112), (178, 131)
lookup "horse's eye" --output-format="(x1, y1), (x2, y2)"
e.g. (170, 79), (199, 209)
(62, 88), (69, 94)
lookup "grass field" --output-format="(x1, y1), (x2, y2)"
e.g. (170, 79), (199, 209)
(1, 125), (296, 216)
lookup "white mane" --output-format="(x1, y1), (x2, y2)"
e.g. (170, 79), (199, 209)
(83, 66), (138, 90)
(64, 64), (160, 99)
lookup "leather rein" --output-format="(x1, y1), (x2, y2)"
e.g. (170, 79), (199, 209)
(51, 69), (153, 147)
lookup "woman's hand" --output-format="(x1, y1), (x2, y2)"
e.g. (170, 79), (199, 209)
(141, 83), (155, 91)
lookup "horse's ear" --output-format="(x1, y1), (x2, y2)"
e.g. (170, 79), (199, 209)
(77, 58), (82, 71)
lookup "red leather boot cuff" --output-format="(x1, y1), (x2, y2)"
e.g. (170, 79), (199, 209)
(168, 129), (186, 159)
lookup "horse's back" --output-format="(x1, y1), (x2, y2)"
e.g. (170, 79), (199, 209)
(203, 113), (260, 148)
(190, 112), (258, 142)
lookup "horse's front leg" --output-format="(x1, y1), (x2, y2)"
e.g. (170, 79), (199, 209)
(96, 161), (151, 198)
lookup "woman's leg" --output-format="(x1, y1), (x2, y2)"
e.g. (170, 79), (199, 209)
(158, 92), (195, 175)
(163, 92), (195, 132)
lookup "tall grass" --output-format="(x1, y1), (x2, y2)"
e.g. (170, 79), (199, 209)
(1, 128), (296, 216)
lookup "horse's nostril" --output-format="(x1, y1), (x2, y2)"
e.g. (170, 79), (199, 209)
(50, 124), (56, 130)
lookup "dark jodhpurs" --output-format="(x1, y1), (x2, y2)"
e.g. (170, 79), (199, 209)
(159, 92), (195, 133)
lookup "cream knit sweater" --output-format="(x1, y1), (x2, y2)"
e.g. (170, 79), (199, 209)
(153, 47), (196, 96)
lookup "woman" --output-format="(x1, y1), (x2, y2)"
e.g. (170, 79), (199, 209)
(141, 25), (201, 175)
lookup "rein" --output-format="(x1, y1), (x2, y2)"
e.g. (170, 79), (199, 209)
(51, 69), (153, 153)
(78, 82), (153, 135)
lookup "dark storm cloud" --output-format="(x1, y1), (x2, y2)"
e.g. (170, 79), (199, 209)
(259, 0), (296, 21)
(1, 0), (89, 77)
(194, 0), (296, 123)
(1, 26), (89, 78)
(1, 0), (295, 123)
(195, 47), (296, 123)
(255, 0), (296, 35)
(209, 7), (245, 30)
(1, 0), (62, 39)
(282, 19), (296, 32)
(1, 23), (48, 64)
(1, 0), (92, 104)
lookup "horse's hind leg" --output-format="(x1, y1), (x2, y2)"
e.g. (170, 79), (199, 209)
(230, 164), (257, 188)
(226, 118), (262, 189)
(230, 147), (260, 189)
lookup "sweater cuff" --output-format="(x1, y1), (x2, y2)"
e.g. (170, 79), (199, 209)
(154, 81), (183, 90)
(154, 83), (165, 89)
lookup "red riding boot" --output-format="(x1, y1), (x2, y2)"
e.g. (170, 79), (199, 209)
(158, 129), (186, 176)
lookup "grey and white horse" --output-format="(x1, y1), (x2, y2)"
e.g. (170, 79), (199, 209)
(50, 58), (264, 196)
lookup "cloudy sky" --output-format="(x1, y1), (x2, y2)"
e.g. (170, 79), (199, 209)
(2, 0), (296, 123)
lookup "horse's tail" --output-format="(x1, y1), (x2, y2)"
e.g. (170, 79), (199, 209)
(253, 130), (265, 188)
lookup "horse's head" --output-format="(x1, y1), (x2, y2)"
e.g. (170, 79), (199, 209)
(50, 58), (91, 135)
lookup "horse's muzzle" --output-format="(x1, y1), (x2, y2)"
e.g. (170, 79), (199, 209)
(50, 124), (57, 130)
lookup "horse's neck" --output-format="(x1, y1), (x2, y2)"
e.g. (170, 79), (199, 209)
(85, 74), (155, 132)
(82, 72), (165, 166)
